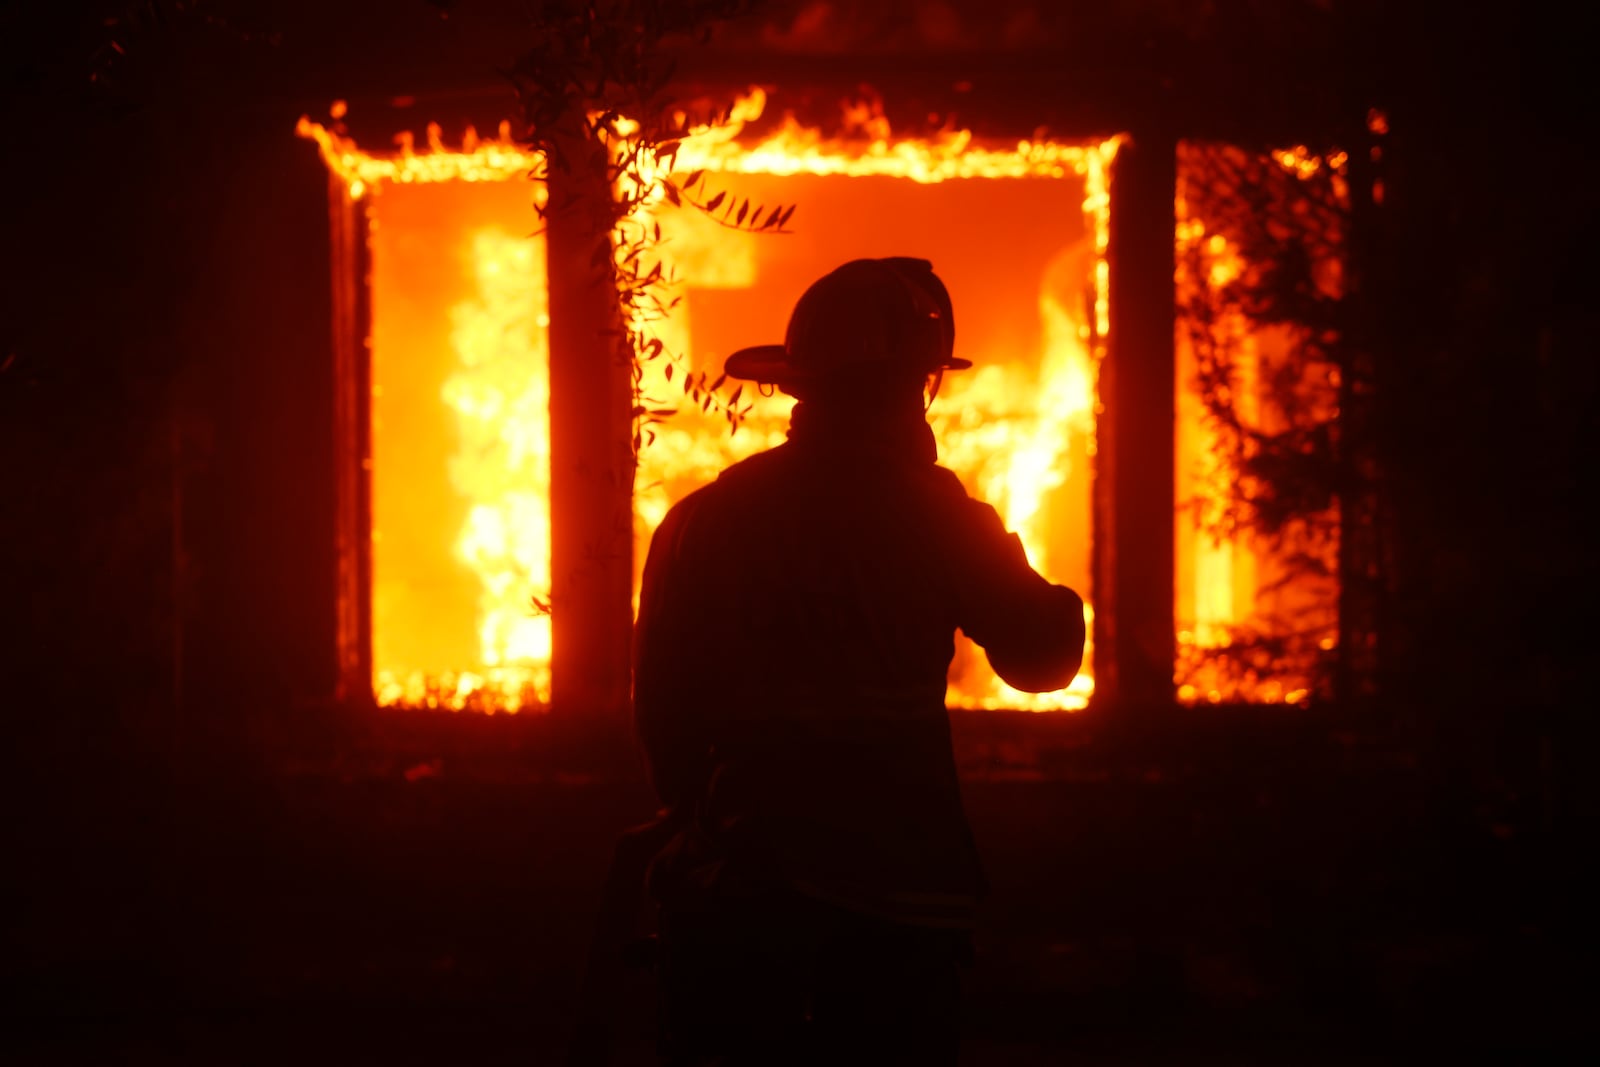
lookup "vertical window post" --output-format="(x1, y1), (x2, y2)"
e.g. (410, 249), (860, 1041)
(329, 176), (374, 707)
(1097, 129), (1178, 712)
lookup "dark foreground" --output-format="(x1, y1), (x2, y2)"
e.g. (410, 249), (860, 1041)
(8, 706), (1586, 1065)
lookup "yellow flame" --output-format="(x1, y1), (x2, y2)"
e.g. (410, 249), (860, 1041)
(296, 116), (543, 196)
(371, 228), (553, 713)
(444, 229), (553, 707)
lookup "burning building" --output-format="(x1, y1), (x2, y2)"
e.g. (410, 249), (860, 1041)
(296, 74), (1358, 717)
(13, 1), (1585, 1055)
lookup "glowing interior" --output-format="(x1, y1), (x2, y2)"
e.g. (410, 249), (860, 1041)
(367, 181), (554, 711)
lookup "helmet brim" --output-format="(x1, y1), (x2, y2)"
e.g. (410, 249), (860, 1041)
(722, 344), (797, 385)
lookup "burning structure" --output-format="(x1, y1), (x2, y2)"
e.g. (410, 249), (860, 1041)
(296, 71), (1362, 717)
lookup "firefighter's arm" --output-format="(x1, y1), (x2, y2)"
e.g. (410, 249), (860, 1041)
(950, 497), (1086, 693)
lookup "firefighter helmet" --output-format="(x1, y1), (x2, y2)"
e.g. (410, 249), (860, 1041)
(724, 257), (968, 387)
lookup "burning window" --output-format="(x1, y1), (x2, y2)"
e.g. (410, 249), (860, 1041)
(301, 96), (1109, 713)
(1173, 142), (1349, 706)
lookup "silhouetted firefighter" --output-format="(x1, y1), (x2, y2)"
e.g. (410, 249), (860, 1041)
(576, 258), (1085, 1066)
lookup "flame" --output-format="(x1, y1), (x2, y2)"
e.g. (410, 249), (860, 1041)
(296, 116), (540, 199)
(370, 227), (552, 713)
(1175, 198), (1274, 705)
(440, 229), (553, 707)
(301, 94), (1116, 713)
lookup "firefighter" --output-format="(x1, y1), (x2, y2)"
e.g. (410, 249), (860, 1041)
(632, 257), (1086, 1065)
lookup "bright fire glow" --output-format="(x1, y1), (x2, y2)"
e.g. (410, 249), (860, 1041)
(429, 229), (553, 711)
(364, 188), (554, 712)
(301, 94), (1116, 713)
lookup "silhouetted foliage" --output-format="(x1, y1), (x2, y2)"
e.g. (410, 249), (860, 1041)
(503, 0), (784, 456)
